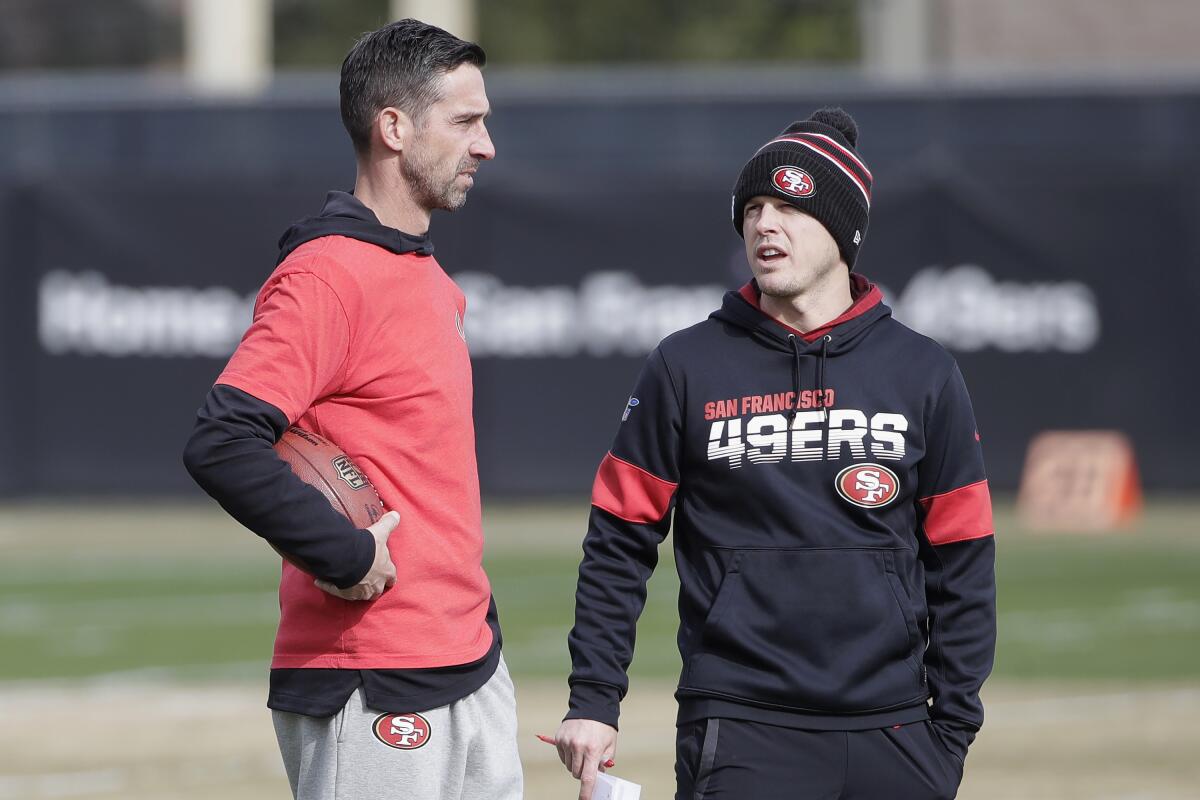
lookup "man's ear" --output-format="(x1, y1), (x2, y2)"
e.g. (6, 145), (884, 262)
(375, 107), (412, 155)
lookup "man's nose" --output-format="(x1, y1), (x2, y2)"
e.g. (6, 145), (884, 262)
(755, 205), (780, 233)
(472, 126), (496, 161)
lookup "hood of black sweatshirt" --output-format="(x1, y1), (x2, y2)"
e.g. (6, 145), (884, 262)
(710, 274), (892, 357)
(276, 191), (434, 264)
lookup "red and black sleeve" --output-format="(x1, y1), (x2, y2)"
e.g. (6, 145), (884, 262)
(182, 272), (375, 588)
(565, 347), (683, 729)
(182, 384), (376, 589)
(916, 363), (997, 764)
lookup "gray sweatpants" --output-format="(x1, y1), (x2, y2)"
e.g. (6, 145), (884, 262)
(273, 656), (523, 800)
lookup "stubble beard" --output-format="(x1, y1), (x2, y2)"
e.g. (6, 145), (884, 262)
(402, 149), (475, 213)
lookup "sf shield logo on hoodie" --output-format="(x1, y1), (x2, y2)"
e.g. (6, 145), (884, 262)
(835, 463), (899, 508)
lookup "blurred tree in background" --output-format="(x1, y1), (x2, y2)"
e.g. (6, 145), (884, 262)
(275, 0), (390, 67)
(276, 0), (860, 66)
(478, 0), (859, 64)
(0, 0), (859, 70)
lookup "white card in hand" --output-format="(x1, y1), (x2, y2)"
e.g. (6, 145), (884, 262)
(592, 772), (641, 800)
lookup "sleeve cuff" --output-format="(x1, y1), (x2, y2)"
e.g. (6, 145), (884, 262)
(329, 529), (377, 589)
(564, 681), (623, 730)
(930, 718), (975, 764)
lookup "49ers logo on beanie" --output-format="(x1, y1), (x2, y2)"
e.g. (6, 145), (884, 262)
(835, 463), (899, 508)
(373, 712), (432, 750)
(771, 166), (815, 198)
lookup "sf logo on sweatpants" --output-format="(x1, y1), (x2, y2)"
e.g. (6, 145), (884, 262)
(373, 713), (432, 750)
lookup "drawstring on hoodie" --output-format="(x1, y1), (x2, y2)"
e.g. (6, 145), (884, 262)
(714, 278), (887, 434)
(787, 333), (833, 426)
(787, 335), (802, 422)
(819, 334), (831, 436)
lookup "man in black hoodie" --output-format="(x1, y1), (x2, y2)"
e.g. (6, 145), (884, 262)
(555, 108), (996, 799)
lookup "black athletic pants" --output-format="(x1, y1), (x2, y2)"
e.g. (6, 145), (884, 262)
(676, 719), (964, 800)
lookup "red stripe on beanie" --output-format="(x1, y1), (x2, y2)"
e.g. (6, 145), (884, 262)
(768, 136), (872, 206)
(793, 132), (873, 181)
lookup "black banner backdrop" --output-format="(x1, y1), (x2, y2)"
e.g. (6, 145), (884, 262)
(1, 85), (1198, 496)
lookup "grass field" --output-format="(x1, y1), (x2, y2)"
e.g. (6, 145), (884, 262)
(1, 498), (1198, 798)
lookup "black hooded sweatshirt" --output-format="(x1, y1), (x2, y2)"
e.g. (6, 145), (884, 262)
(564, 275), (996, 763)
(183, 192), (501, 717)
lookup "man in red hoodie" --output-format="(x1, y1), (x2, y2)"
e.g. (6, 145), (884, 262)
(555, 108), (995, 800)
(183, 19), (522, 800)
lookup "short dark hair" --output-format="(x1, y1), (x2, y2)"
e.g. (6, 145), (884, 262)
(339, 19), (486, 154)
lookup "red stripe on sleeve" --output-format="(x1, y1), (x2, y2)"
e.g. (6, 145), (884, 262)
(591, 452), (678, 524)
(919, 479), (994, 545)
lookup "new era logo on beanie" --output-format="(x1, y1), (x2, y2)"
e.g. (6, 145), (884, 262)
(732, 107), (873, 269)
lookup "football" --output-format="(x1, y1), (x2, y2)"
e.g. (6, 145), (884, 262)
(272, 426), (386, 571)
